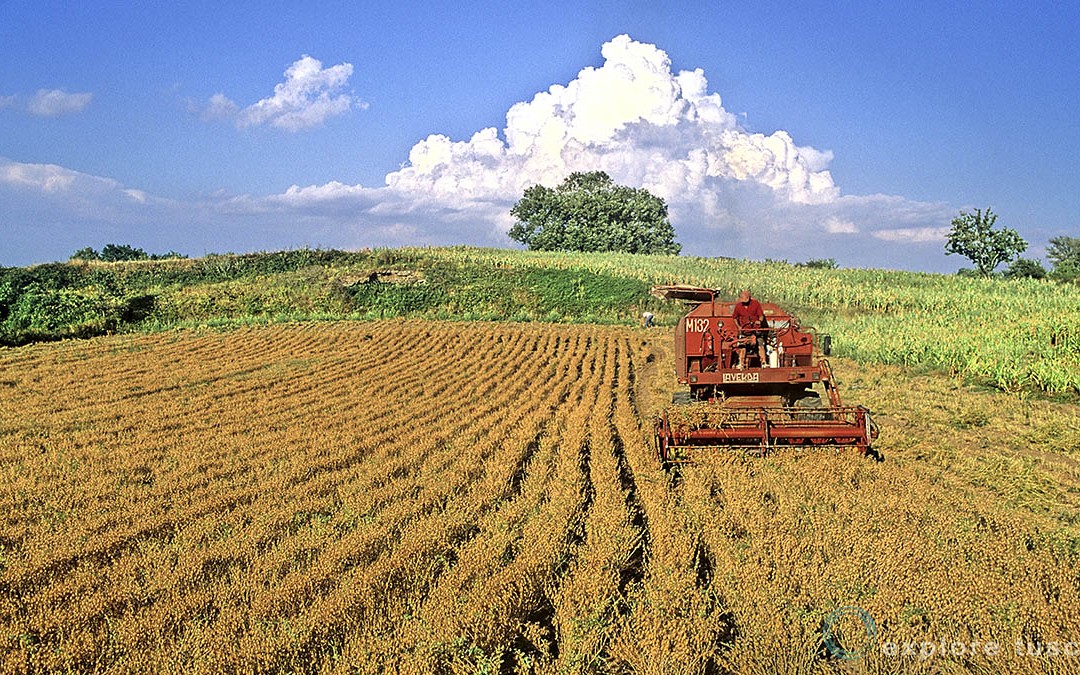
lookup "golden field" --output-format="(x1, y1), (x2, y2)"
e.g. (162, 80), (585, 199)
(1, 320), (1078, 673)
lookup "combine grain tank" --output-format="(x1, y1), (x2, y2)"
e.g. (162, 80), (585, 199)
(651, 285), (879, 462)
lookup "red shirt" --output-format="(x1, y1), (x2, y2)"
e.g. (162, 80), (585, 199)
(733, 298), (764, 330)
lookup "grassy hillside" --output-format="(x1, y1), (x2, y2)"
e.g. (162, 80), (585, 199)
(1, 246), (1077, 395)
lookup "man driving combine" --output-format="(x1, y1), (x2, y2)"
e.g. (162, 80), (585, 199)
(732, 289), (768, 368)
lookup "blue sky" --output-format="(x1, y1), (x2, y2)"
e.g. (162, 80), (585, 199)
(2, 1), (1077, 271)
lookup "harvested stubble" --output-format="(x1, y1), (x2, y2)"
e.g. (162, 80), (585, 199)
(0, 320), (1078, 674)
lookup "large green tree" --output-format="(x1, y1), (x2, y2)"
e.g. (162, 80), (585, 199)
(1046, 235), (1080, 281)
(509, 171), (680, 255)
(944, 208), (1026, 277)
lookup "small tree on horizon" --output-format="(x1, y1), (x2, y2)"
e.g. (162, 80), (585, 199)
(1004, 258), (1047, 280)
(796, 258), (838, 270)
(69, 244), (186, 263)
(100, 244), (150, 262)
(509, 171), (681, 255)
(1046, 235), (1080, 281)
(944, 208), (1026, 277)
(70, 247), (100, 261)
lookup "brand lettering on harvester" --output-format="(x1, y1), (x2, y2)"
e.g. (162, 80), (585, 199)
(723, 372), (760, 383)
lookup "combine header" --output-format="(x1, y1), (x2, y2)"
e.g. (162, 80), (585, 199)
(651, 286), (879, 463)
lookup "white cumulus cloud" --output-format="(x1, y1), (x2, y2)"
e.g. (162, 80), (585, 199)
(2, 160), (87, 193)
(873, 226), (951, 243)
(26, 89), (93, 117)
(205, 55), (364, 131)
(384, 34), (839, 209)
(824, 216), (859, 234)
(0, 158), (169, 211)
(201, 93), (239, 121)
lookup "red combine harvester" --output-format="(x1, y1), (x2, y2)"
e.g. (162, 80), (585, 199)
(652, 285), (879, 463)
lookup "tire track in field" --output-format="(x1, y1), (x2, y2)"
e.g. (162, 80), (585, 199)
(279, 413), (569, 670)
(560, 336), (657, 671)
(629, 337), (739, 671)
(610, 339), (651, 600)
(601, 336), (736, 673)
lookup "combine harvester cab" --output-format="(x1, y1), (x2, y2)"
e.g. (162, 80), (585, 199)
(652, 285), (879, 463)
